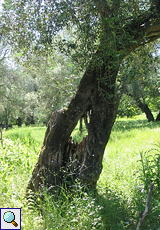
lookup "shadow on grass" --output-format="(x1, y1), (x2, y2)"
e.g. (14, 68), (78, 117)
(92, 187), (135, 230)
(92, 185), (160, 230)
(112, 119), (160, 132)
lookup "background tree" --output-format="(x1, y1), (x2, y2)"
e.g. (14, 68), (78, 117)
(0, 61), (24, 128)
(0, 50), (82, 127)
(20, 51), (82, 124)
(0, 57), (39, 126)
(1, 0), (160, 196)
(117, 44), (160, 121)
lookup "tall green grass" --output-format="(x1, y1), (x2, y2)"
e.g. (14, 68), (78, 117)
(0, 115), (160, 229)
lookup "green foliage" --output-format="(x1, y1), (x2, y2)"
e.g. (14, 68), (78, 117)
(0, 127), (104, 229)
(2, 0), (158, 70)
(35, 188), (104, 230)
(71, 119), (88, 143)
(99, 115), (160, 229)
(1, 0), (100, 67)
(0, 61), (23, 124)
(118, 94), (140, 118)
(0, 51), (82, 125)
(137, 146), (160, 196)
(23, 52), (82, 116)
(1, 0), (160, 126)
(117, 43), (160, 117)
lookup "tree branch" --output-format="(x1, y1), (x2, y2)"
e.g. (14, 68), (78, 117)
(111, 0), (121, 15)
(150, 0), (160, 10)
(124, 9), (160, 52)
(93, 0), (111, 18)
(0, 48), (8, 62)
(0, 127), (3, 147)
(136, 183), (154, 230)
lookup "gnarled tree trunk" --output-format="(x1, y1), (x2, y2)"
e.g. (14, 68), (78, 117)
(136, 100), (154, 122)
(124, 85), (155, 122)
(26, 3), (160, 198)
(26, 54), (119, 196)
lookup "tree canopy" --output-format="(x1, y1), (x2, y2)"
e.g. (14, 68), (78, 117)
(1, 0), (160, 67)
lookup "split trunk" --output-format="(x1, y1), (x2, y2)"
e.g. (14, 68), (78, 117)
(26, 6), (160, 197)
(26, 52), (120, 196)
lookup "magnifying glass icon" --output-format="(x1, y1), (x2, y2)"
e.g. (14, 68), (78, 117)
(3, 211), (18, 227)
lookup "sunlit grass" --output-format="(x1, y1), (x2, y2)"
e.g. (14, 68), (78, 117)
(0, 114), (160, 229)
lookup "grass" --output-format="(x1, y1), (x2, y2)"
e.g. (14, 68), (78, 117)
(0, 114), (160, 229)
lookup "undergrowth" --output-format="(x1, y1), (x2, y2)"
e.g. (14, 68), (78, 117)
(0, 114), (160, 229)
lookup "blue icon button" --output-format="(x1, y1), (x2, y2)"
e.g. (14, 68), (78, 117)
(0, 208), (21, 230)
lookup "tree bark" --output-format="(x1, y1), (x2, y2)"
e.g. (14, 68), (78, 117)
(79, 117), (82, 135)
(156, 111), (160, 121)
(17, 117), (22, 127)
(137, 100), (154, 122)
(26, 53), (119, 196)
(124, 91), (155, 122)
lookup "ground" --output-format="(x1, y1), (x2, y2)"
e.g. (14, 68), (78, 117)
(0, 113), (160, 229)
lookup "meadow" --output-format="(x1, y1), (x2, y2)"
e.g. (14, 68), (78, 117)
(0, 114), (160, 230)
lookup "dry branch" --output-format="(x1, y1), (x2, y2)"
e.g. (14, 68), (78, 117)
(136, 183), (154, 230)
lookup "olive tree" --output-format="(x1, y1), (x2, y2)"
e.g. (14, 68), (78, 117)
(1, 0), (160, 196)
(21, 52), (82, 124)
(118, 44), (160, 121)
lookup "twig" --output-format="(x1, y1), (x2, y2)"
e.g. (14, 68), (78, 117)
(0, 127), (3, 147)
(136, 183), (154, 230)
